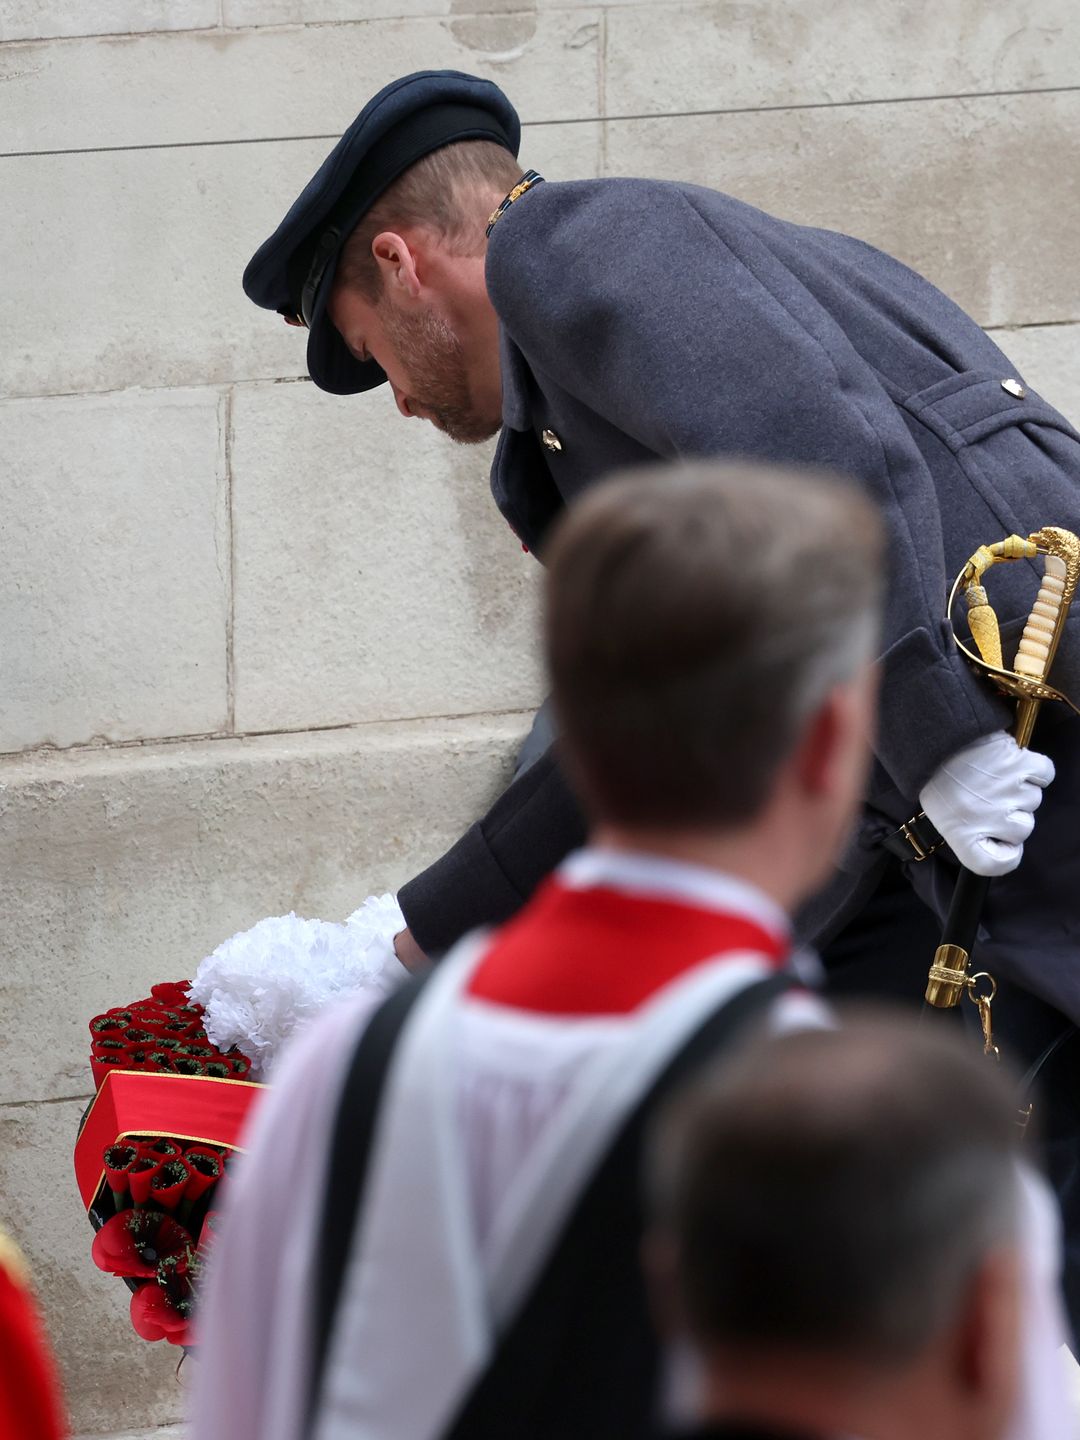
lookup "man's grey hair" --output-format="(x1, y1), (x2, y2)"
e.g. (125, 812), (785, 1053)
(648, 1013), (1022, 1363)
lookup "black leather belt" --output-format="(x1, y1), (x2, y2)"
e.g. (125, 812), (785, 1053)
(881, 811), (946, 863)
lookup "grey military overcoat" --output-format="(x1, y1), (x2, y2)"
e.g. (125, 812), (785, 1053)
(398, 177), (1080, 1020)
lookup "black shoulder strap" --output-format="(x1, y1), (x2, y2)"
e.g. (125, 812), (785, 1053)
(444, 970), (796, 1440)
(307, 967), (795, 1440)
(306, 974), (427, 1432)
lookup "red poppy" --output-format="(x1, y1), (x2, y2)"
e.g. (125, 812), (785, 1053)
(89, 1014), (126, 1037)
(90, 1054), (129, 1090)
(128, 1156), (163, 1206)
(149, 1159), (191, 1213)
(91, 1038), (127, 1057)
(156, 1016), (201, 1040)
(141, 1139), (181, 1161)
(128, 1001), (172, 1019)
(119, 1050), (169, 1075)
(91, 1210), (192, 1279)
(127, 1018), (176, 1042)
(103, 1143), (138, 1204)
(151, 980), (192, 1009)
(129, 1279), (192, 1346)
(172, 1057), (207, 1077)
(182, 1148), (223, 1206)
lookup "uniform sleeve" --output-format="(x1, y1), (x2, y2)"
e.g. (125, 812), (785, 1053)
(487, 180), (1009, 800)
(398, 746), (586, 958)
(188, 991), (384, 1440)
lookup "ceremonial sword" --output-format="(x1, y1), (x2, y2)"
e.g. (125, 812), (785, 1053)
(923, 526), (1080, 1059)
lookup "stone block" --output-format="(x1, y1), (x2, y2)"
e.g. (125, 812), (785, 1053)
(2, 145), (305, 400)
(0, 1099), (188, 1435)
(603, 91), (1080, 329)
(3, 10), (600, 154)
(605, 0), (1080, 116)
(0, 390), (228, 752)
(0, 715), (528, 1105)
(230, 380), (544, 732)
(222, 0), (446, 20)
(221, 0), (646, 23)
(73, 1432), (185, 1440)
(989, 323), (1080, 422)
(0, 0), (215, 42)
(521, 114), (603, 179)
(2, 115), (599, 400)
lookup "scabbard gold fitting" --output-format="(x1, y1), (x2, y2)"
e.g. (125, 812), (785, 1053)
(925, 943), (971, 1008)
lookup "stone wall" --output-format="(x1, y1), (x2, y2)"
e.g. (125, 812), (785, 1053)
(2, 2), (1078, 1435)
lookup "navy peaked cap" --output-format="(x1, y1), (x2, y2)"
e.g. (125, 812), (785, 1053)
(243, 70), (520, 395)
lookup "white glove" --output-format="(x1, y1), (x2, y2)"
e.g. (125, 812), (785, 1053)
(918, 731), (1054, 877)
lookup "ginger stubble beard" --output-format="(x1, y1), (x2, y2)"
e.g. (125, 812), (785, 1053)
(381, 302), (501, 446)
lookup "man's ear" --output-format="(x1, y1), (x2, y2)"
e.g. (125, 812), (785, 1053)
(794, 666), (877, 800)
(794, 687), (846, 798)
(371, 230), (422, 299)
(952, 1247), (1021, 1408)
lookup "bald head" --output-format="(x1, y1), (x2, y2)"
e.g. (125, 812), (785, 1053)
(650, 1014), (1022, 1364)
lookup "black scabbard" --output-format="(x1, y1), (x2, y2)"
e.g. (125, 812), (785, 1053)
(939, 869), (992, 956)
(924, 867), (994, 1009)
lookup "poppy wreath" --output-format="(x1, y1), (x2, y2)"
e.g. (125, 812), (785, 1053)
(88, 980), (252, 1090)
(79, 979), (258, 1346)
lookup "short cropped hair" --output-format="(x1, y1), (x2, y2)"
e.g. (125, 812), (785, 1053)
(335, 139), (523, 300)
(649, 1016), (1021, 1363)
(544, 461), (884, 829)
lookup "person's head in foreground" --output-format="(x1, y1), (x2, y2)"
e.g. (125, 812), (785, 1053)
(648, 1015), (1025, 1440)
(545, 460), (883, 910)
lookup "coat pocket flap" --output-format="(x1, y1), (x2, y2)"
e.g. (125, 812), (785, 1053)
(901, 370), (1080, 452)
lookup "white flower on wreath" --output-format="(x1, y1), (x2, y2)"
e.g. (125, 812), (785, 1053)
(188, 894), (406, 1081)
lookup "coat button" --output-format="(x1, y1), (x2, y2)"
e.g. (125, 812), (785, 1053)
(541, 428), (563, 452)
(1001, 377), (1026, 398)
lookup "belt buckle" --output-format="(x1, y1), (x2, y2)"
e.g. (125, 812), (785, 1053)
(899, 814), (943, 862)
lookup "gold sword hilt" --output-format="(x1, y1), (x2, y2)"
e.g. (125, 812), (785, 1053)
(924, 526), (1080, 1015)
(949, 526), (1080, 719)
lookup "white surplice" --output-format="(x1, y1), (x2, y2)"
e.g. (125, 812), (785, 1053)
(187, 849), (1072, 1440)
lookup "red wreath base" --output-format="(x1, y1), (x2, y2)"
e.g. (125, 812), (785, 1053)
(76, 1065), (263, 1345)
